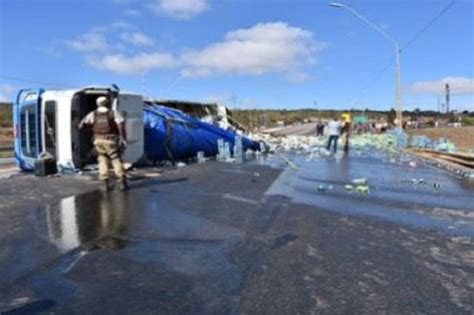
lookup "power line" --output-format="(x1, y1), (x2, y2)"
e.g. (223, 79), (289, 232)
(401, 0), (457, 52)
(348, 0), (457, 108)
(359, 58), (393, 93)
(346, 58), (393, 108)
(0, 75), (77, 89)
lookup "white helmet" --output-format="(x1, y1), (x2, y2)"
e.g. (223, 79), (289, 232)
(96, 96), (109, 107)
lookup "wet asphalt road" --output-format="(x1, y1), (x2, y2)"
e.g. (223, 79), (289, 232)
(263, 122), (317, 136)
(0, 152), (473, 314)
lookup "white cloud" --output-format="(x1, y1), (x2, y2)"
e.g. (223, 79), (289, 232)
(1, 84), (15, 102)
(66, 22), (151, 55)
(66, 32), (109, 52)
(89, 21), (135, 34)
(67, 23), (168, 75)
(410, 77), (474, 95)
(67, 21), (326, 82)
(149, 0), (209, 19)
(109, 21), (136, 30)
(87, 52), (176, 75)
(123, 9), (142, 16)
(120, 32), (154, 46)
(180, 22), (326, 81)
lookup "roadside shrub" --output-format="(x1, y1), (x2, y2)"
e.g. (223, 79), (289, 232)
(462, 116), (474, 126)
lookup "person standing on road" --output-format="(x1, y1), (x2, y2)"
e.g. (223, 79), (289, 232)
(341, 117), (351, 153)
(316, 120), (325, 137)
(326, 117), (341, 154)
(78, 96), (129, 191)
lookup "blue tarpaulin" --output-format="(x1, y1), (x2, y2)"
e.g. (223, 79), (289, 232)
(143, 104), (259, 161)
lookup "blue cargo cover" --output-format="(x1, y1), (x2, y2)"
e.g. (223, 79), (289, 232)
(143, 104), (259, 161)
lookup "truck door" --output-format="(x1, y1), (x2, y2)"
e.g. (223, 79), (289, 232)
(116, 94), (144, 164)
(42, 100), (57, 158)
(14, 89), (44, 170)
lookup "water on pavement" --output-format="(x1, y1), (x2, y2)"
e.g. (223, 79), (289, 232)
(0, 173), (247, 313)
(1, 149), (473, 313)
(266, 149), (474, 236)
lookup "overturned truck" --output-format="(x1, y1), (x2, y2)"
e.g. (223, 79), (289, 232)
(144, 101), (259, 163)
(13, 86), (259, 171)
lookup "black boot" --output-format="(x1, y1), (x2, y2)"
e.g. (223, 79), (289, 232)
(119, 177), (129, 191)
(103, 179), (112, 192)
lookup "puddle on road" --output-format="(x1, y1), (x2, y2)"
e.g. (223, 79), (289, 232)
(31, 184), (244, 254)
(2, 299), (56, 315)
(266, 152), (474, 236)
(1, 191), (133, 311)
(34, 190), (131, 253)
(2, 184), (244, 313)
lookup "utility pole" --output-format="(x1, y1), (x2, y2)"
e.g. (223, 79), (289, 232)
(394, 44), (402, 125)
(445, 83), (450, 114)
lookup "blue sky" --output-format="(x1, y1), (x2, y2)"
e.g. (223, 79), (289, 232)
(1, 0), (473, 111)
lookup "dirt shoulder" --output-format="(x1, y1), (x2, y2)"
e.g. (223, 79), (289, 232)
(407, 126), (474, 151)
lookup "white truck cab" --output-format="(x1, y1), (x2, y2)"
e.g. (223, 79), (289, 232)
(14, 86), (144, 171)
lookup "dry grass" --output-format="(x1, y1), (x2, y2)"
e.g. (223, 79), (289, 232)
(0, 127), (13, 158)
(0, 151), (13, 158)
(407, 126), (474, 152)
(0, 128), (13, 146)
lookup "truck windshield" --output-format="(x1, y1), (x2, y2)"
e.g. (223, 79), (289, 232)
(20, 105), (37, 158)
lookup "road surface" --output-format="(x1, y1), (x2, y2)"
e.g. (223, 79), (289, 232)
(262, 122), (317, 136)
(0, 151), (473, 314)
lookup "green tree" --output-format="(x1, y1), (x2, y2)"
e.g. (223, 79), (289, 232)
(387, 109), (396, 124)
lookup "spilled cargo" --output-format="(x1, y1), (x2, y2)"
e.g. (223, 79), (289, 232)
(143, 102), (259, 162)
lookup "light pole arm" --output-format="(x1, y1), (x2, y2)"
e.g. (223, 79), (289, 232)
(330, 2), (403, 126)
(339, 4), (399, 48)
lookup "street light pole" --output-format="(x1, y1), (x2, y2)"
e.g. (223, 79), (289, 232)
(330, 2), (403, 126)
(394, 44), (402, 125)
